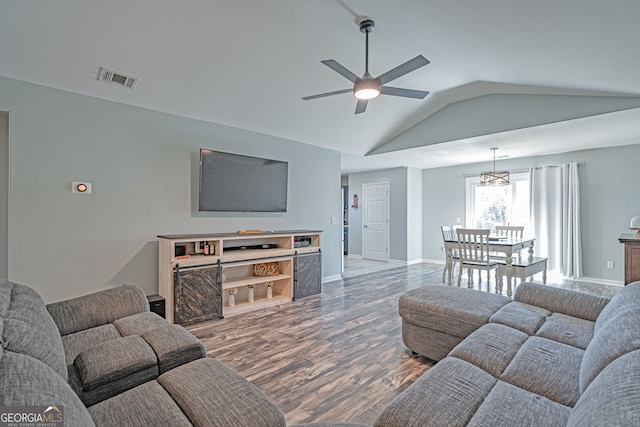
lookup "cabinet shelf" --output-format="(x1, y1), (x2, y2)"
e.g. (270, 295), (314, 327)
(224, 295), (291, 317)
(222, 274), (291, 290)
(172, 255), (220, 269)
(221, 248), (291, 262)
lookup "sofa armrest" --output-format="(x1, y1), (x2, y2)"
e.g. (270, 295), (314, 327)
(514, 282), (610, 322)
(46, 284), (149, 336)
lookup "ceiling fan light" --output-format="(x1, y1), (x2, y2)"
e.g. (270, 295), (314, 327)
(354, 88), (380, 100)
(354, 79), (381, 100)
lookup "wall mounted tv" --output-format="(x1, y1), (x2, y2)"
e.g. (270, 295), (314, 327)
(199, 149), (288, 212)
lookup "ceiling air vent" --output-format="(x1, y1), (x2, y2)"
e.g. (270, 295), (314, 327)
(97, 67), (137, 89)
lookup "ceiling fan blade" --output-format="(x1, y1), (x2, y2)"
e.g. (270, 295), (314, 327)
(355, 99), (368, 114)
(302, 88), (353, 101)
(377, 55), (430, 85)
(380, 86), (430, 99)
(321, 59), (360, 83)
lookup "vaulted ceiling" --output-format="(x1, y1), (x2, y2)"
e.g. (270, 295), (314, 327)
(1, 1), (639, 172)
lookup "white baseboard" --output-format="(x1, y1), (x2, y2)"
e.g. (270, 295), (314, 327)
(422, 258), (446, 265)
(322, 274), (343, 283)
(575, 276), (624, 287)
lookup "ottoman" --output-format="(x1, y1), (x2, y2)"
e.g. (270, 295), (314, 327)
(399, 285), (511, 361)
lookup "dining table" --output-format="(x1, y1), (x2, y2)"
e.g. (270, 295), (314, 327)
(443, 235), (536, 295)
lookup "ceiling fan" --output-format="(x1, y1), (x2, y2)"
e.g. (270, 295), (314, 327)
(303, 18), (430, 114)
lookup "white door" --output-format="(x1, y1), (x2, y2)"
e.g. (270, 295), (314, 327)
(363, 182), (389, 262)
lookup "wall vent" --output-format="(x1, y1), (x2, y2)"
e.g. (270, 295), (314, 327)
(97, 67), (137, 89)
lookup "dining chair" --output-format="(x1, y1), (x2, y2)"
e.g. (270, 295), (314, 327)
(495, 225), (524, 239)
(441, 226), (459, 283)
(491, 225), (526, 260)
(456, 228), (499, 288)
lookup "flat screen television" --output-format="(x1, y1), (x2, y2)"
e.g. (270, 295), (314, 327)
(199, 149), (288, 212)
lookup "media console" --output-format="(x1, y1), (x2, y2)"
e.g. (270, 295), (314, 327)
(157, 230), (322, 325)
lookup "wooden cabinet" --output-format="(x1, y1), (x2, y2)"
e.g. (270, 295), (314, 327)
(158, 230), (322, 324)
(620, 233), (640, 285)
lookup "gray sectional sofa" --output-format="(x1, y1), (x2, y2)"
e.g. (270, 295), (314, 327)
(0, 278), (285, 426)
(5, 274), (640, 426)
(381, 281), (640, 426)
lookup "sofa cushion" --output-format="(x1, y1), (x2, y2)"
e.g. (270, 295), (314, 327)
(112, 311), (169, 336)
(580, 306), (640, 392)
(0, 279), (67, 380)
(569, 349), (640, 426)
(448, 323), (529, 378)
(141, 325), (206, 374)
(489, 301), (550, 335)
(467, 381), (571, 427)
(74, 335), (158, 391)
(158, 358), (286, 427)
(68, 360), (160, 408)
(500, 336), (583, 407)
(61, 323), (121, 366)
(374, 357), (497, 427)
(594, 280), (640, 334)
(535, 313), (594, 350)
(490, 294), (596, 350)
(0, 351), (96, 427)
(88, 380), (193, 426)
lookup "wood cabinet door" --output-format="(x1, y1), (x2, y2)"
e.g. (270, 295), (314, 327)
(294, 252), (322, 299)
(625, 243), (640, 285)
(174, 266), (221, 325)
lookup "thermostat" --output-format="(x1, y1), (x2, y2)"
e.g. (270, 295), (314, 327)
(72, 182), (92, 194)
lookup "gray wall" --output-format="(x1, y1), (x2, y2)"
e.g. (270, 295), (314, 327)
(422, 144), (640, 283)
(0, 113), (7, 278)
(347, 167), (411, 262)
(407, 167), (423, 262)
(1, 77), (342, 302)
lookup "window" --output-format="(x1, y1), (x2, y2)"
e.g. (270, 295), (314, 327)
(465, 172), (530, 232)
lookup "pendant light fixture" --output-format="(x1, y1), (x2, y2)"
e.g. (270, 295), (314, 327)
(480, 147), (509, 186)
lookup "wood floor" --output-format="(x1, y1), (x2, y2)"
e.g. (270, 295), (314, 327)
(187, 259), (621, 425)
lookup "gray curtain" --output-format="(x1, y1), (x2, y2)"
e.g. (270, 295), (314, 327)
(529, 162), (583, 278)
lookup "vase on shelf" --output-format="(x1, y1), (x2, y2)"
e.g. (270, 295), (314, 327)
(266, 283), (273, 299)
(228, 287), (237, 307)
(248, 285), (255, 302)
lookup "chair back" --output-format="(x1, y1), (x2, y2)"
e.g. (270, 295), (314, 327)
(457, 228), (492, 266)
(495, 225), (524, 239)
(441, 225), (458, 242)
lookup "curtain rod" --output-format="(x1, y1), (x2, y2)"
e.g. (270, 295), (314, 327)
(456, 161), (586, 177)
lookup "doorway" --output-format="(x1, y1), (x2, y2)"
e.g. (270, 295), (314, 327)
(362, 182), (389, 262)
